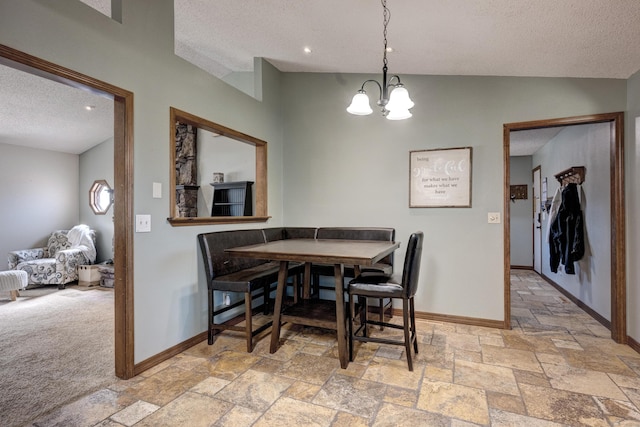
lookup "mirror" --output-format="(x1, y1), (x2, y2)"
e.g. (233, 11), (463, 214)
(167, 107), (269, 226)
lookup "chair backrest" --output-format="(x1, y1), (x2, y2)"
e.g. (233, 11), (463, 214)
(316, 227), (395, 266)
(401, 232), (424, 298)
(197, 230), (267, 287)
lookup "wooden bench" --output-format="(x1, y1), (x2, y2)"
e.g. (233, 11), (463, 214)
(198, 229), (282, 352)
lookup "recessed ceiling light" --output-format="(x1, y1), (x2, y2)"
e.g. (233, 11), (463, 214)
(85, 105), (96, 111)
(303, 47), (312, 54)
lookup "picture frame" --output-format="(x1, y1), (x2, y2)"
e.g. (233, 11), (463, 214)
(409, 147), (473, 208)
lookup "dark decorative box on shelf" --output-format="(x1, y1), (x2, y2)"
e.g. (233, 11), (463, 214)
(210, 181), (253, 217)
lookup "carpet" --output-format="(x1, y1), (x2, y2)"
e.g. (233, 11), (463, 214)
(0, 286), (116, 427)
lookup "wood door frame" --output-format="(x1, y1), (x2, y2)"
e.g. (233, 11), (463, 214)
(0, 44), (136, 378)
(532, 165), (542, 274)
(503, 112), (626, 343)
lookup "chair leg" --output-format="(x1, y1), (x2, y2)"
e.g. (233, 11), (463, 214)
(410, 297), (418, 354)
(361, 296), (369, 338)
(312, 272), (320, 298)
(208, 289), (215, 345)
(403, 298), (413, 371)
(263, 284), (270, 314)
(245, 292), (254, 352)
(349, 295), (355, 362)
(293, 274), (299, 304)
(379, 298), (385, 330)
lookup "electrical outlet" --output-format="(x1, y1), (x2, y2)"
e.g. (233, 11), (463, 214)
(488, 212), (501, 224)
(135, 214), (151, 232)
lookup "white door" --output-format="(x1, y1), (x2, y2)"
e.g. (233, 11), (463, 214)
(533, 167), (542, 273)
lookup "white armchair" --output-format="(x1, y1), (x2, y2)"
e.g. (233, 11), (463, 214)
(8, 225), (97, 289)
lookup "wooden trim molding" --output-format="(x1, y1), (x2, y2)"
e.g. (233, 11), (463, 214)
(510, 265), (534, 271)
(0, 44), (136, 379)
(628, 336), (640, 355)
(134, 332), (208, 376)
(503, 112), (626, 344)
(540, 273), (611, 329)
(396, 309), (507, 330)
(168, 107), (269, 225)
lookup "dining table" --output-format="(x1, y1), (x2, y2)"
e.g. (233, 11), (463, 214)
(225, 238), (400, 368)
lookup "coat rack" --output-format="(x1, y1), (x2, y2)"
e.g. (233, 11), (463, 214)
(554, 166), (585, 186)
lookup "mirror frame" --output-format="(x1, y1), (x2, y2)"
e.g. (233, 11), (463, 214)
(167, 107), (270, 226)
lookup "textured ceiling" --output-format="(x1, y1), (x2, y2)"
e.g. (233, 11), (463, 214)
(173, 0), (640, 79)
(0, 64), (113, 154)
(3, 0), (639, 154)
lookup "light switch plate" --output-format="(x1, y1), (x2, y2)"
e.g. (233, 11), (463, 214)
(152, 182), (162, 199)
(488, 212), (501, 224)
(136, 214), (151, 232)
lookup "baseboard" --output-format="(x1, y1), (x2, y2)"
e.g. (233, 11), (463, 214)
(540, 273), (611, 330)
(398, 309), (506, 329)
(627, 336), (640, 354)
(134, 331), (208, 376)
(510, 265), (534, 270)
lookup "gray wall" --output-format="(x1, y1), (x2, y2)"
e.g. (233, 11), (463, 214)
(533, 124), (612, 320)
(79, 137), (115, 263)
(509, 156), (533, 268)
(0, 143), (79, 270)
(3, 0), (639, 362)
(281, 73), (626, 321)
(0, 0), (285, 362)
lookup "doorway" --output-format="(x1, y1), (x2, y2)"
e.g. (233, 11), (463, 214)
(0, 44), (135, 378)
(503, 112), (626, 343)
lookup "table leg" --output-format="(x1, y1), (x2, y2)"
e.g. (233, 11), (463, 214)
(270, 261), (289, 354)
(334, 263), (348, 368)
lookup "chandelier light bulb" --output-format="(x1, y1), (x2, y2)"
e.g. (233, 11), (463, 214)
(347, 91), (373, 115)
(386, 85), (414, 111)
(386, 107), (412, 121)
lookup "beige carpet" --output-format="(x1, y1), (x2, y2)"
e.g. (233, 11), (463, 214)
(0, 286), (115, 427)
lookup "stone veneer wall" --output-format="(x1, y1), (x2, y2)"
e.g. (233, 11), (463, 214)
(175, 123), (199, 217)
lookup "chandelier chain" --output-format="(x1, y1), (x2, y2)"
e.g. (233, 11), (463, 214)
(382, 0), (390, 69)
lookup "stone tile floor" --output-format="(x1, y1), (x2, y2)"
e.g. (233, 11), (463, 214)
(28, 270), (640, 426)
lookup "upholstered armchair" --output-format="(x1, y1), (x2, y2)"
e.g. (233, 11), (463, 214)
(8, 225), (97, 289)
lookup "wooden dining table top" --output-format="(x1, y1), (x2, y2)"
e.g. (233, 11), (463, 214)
(225, 238), (400, 265)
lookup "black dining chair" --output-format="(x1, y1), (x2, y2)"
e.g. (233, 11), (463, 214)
(348, 231), (423, 371)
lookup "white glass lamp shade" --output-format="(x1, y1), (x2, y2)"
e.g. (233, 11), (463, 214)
(386, 107), (412, 121)
(347, 91), (373, 115)
(386, 85), (414, 111)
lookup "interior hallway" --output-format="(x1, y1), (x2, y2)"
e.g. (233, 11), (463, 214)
(27, 270), (640, 426)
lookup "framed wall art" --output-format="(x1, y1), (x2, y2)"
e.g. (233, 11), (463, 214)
(409, 147), (473, 208)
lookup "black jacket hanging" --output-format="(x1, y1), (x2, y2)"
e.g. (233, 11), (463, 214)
(549, 183), (585, 274)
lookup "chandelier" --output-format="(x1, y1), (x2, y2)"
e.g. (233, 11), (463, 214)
(346, 0), (414, 120)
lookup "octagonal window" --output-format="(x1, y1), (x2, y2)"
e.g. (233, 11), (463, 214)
(89, 179), (113, 215)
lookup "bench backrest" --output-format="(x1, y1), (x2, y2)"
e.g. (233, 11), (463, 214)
(198, 230), (268, 285)
(316, 227), (396, 265)
(283, 227), (317, 240)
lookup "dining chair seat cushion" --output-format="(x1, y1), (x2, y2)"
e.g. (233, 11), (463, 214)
(349, 273), (403, 298)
